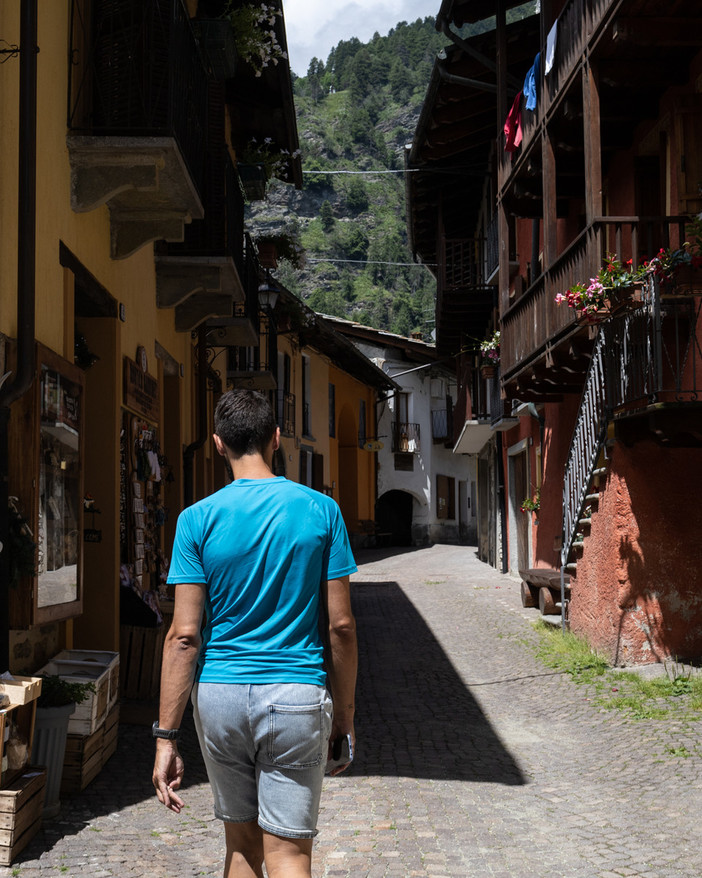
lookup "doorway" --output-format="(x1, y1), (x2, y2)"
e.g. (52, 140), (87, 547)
(508, 439), (531, 576)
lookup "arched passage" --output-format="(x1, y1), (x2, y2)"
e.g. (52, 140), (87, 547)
(376, 490), (413, 547)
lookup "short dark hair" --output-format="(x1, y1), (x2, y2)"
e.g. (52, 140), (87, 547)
(214, 389), (277, 457)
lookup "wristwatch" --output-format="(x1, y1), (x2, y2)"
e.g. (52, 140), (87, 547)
(152, 721), (180, 740)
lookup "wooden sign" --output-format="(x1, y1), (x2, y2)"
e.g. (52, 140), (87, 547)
(123, 357), (159, 423)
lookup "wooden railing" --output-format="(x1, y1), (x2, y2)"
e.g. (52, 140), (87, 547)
(443, 239), (483, 289)
(501, 216), (689, 379)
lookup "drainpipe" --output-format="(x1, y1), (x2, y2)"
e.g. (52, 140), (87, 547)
(0, 0), (38, 671)
(182, 324), (208, 508)
(496, 432), (508, 574)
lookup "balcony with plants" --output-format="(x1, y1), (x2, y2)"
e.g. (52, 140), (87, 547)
(500, 216), (696, 397)
(67, 0), (210, 258)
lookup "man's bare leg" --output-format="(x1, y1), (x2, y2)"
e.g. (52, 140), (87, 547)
(224, 820), (264, 878)
(263, 832), (313, 878)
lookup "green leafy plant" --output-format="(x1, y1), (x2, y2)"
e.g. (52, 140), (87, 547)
(38, 675), (95, 709)
(520, 488), (540, 514)
(238, 137), (301, 184)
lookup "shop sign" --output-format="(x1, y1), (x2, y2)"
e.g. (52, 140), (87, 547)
(123, 356), (159, 422)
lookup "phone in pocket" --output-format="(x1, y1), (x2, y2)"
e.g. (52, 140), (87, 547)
(326, 733), (354, 774)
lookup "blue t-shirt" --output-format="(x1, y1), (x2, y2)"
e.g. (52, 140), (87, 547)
(167, 477), (357, 685)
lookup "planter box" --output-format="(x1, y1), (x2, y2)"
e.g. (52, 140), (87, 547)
(60, 704), (119, 796)
(0, 768), (45, 865)
(0, 676), (42, 706)
(37, 660), (110, 736)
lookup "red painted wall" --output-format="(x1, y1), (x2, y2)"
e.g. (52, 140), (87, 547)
(569, 440), (702, 665)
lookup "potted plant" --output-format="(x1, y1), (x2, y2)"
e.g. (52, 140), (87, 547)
(226, 2), (288, 78)
(520, 488), (541, 521)
(32, 675), (95, 820)
(237, 137), (302, 199)
(479, 330), (500, 378)
(555, 254), (644, 322)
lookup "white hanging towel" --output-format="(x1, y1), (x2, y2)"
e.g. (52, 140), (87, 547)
(545, 21), (558, 75)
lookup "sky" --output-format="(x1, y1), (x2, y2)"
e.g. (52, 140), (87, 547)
(283, 0), (441, 76)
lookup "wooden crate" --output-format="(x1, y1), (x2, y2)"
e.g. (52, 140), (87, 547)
(0, 768), (46, 865)
(119, 624), (166, 700)
(1, 700), (39, 789)
(51, 652), (120, 709)
(0, 676), (42, 706)
(101, 704), (119, 766)
(61, 704), (119, 795)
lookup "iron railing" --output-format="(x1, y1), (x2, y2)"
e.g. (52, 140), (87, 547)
(68, 0), (208, 197)
(276, 390), (295, 436)
(606, 278), (702, 410)
(559, 274), (702, 624)
(227, 313), (276, 375)
(392, 422), (420, 453)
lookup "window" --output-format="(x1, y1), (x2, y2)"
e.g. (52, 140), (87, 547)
(358, 400), (366, 448)
(329, 383), (335, 437)
(436, 475), (456, 520)
(302, 355), (312, 437)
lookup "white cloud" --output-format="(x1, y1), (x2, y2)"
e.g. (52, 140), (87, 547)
(284, 0), (439, 75)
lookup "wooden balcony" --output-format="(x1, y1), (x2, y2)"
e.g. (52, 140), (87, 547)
(500, 216), (688, 392)
(498, 0), (615, 185)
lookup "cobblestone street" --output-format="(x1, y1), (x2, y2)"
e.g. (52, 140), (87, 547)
(4, 544), (702, 877)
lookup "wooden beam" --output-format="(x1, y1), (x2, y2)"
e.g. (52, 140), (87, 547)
(613, 17), (702, 47)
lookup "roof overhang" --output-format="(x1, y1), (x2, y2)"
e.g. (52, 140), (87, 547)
(453, 418), (493, 454)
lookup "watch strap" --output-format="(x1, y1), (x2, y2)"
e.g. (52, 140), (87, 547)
(152, 721), (179, 740)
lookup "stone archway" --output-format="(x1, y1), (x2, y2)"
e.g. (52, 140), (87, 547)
(375, 490), (413, 547)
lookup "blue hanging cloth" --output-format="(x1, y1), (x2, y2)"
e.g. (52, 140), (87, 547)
(523, 52), (541, 112)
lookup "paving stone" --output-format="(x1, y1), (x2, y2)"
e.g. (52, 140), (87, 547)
(3, 546), (702, 877)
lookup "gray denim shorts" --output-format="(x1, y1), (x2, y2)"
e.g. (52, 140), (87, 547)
(192, 682), (333, 839)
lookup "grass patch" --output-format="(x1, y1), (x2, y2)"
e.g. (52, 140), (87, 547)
(534, 620), (609, 683)
(533, 621), (702, 722)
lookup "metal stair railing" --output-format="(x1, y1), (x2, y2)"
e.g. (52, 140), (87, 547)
(559, 327), (609, 629)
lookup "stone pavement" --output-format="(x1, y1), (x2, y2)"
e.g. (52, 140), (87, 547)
(4, 544), (702, 877)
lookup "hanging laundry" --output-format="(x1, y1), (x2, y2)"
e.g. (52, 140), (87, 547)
(523, 52), (541, 111)
(545, 21), (558, 75)
(504, 91), (523, 153)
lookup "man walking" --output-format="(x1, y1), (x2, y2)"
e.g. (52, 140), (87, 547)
(152, 389), (358, 878)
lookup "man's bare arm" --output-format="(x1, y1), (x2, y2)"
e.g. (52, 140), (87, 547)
(152, 583), (205, 812)
(322, 575), (357, 774)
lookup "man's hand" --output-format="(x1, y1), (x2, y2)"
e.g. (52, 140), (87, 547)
(152, 740), (185, 812)
(327, 714), (355, 777)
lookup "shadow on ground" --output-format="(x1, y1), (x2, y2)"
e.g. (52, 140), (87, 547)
(16, 556), (523, 863)
(350, 580), (525, 785)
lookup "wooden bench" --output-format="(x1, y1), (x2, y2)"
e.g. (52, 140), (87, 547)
(519, 568), (570, 616)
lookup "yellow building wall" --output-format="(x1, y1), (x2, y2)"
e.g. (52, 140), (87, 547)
(1, 2), (206, 664)
(328, 363), (376, 533)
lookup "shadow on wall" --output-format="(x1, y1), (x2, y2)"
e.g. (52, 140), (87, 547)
(614, 444), (702, 665)
(352, 580), (526, 784)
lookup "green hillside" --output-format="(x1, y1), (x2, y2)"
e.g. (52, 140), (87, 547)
(248, 6), (536, 338)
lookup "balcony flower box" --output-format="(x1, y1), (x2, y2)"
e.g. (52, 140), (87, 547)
(237, 164), (267, 201)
